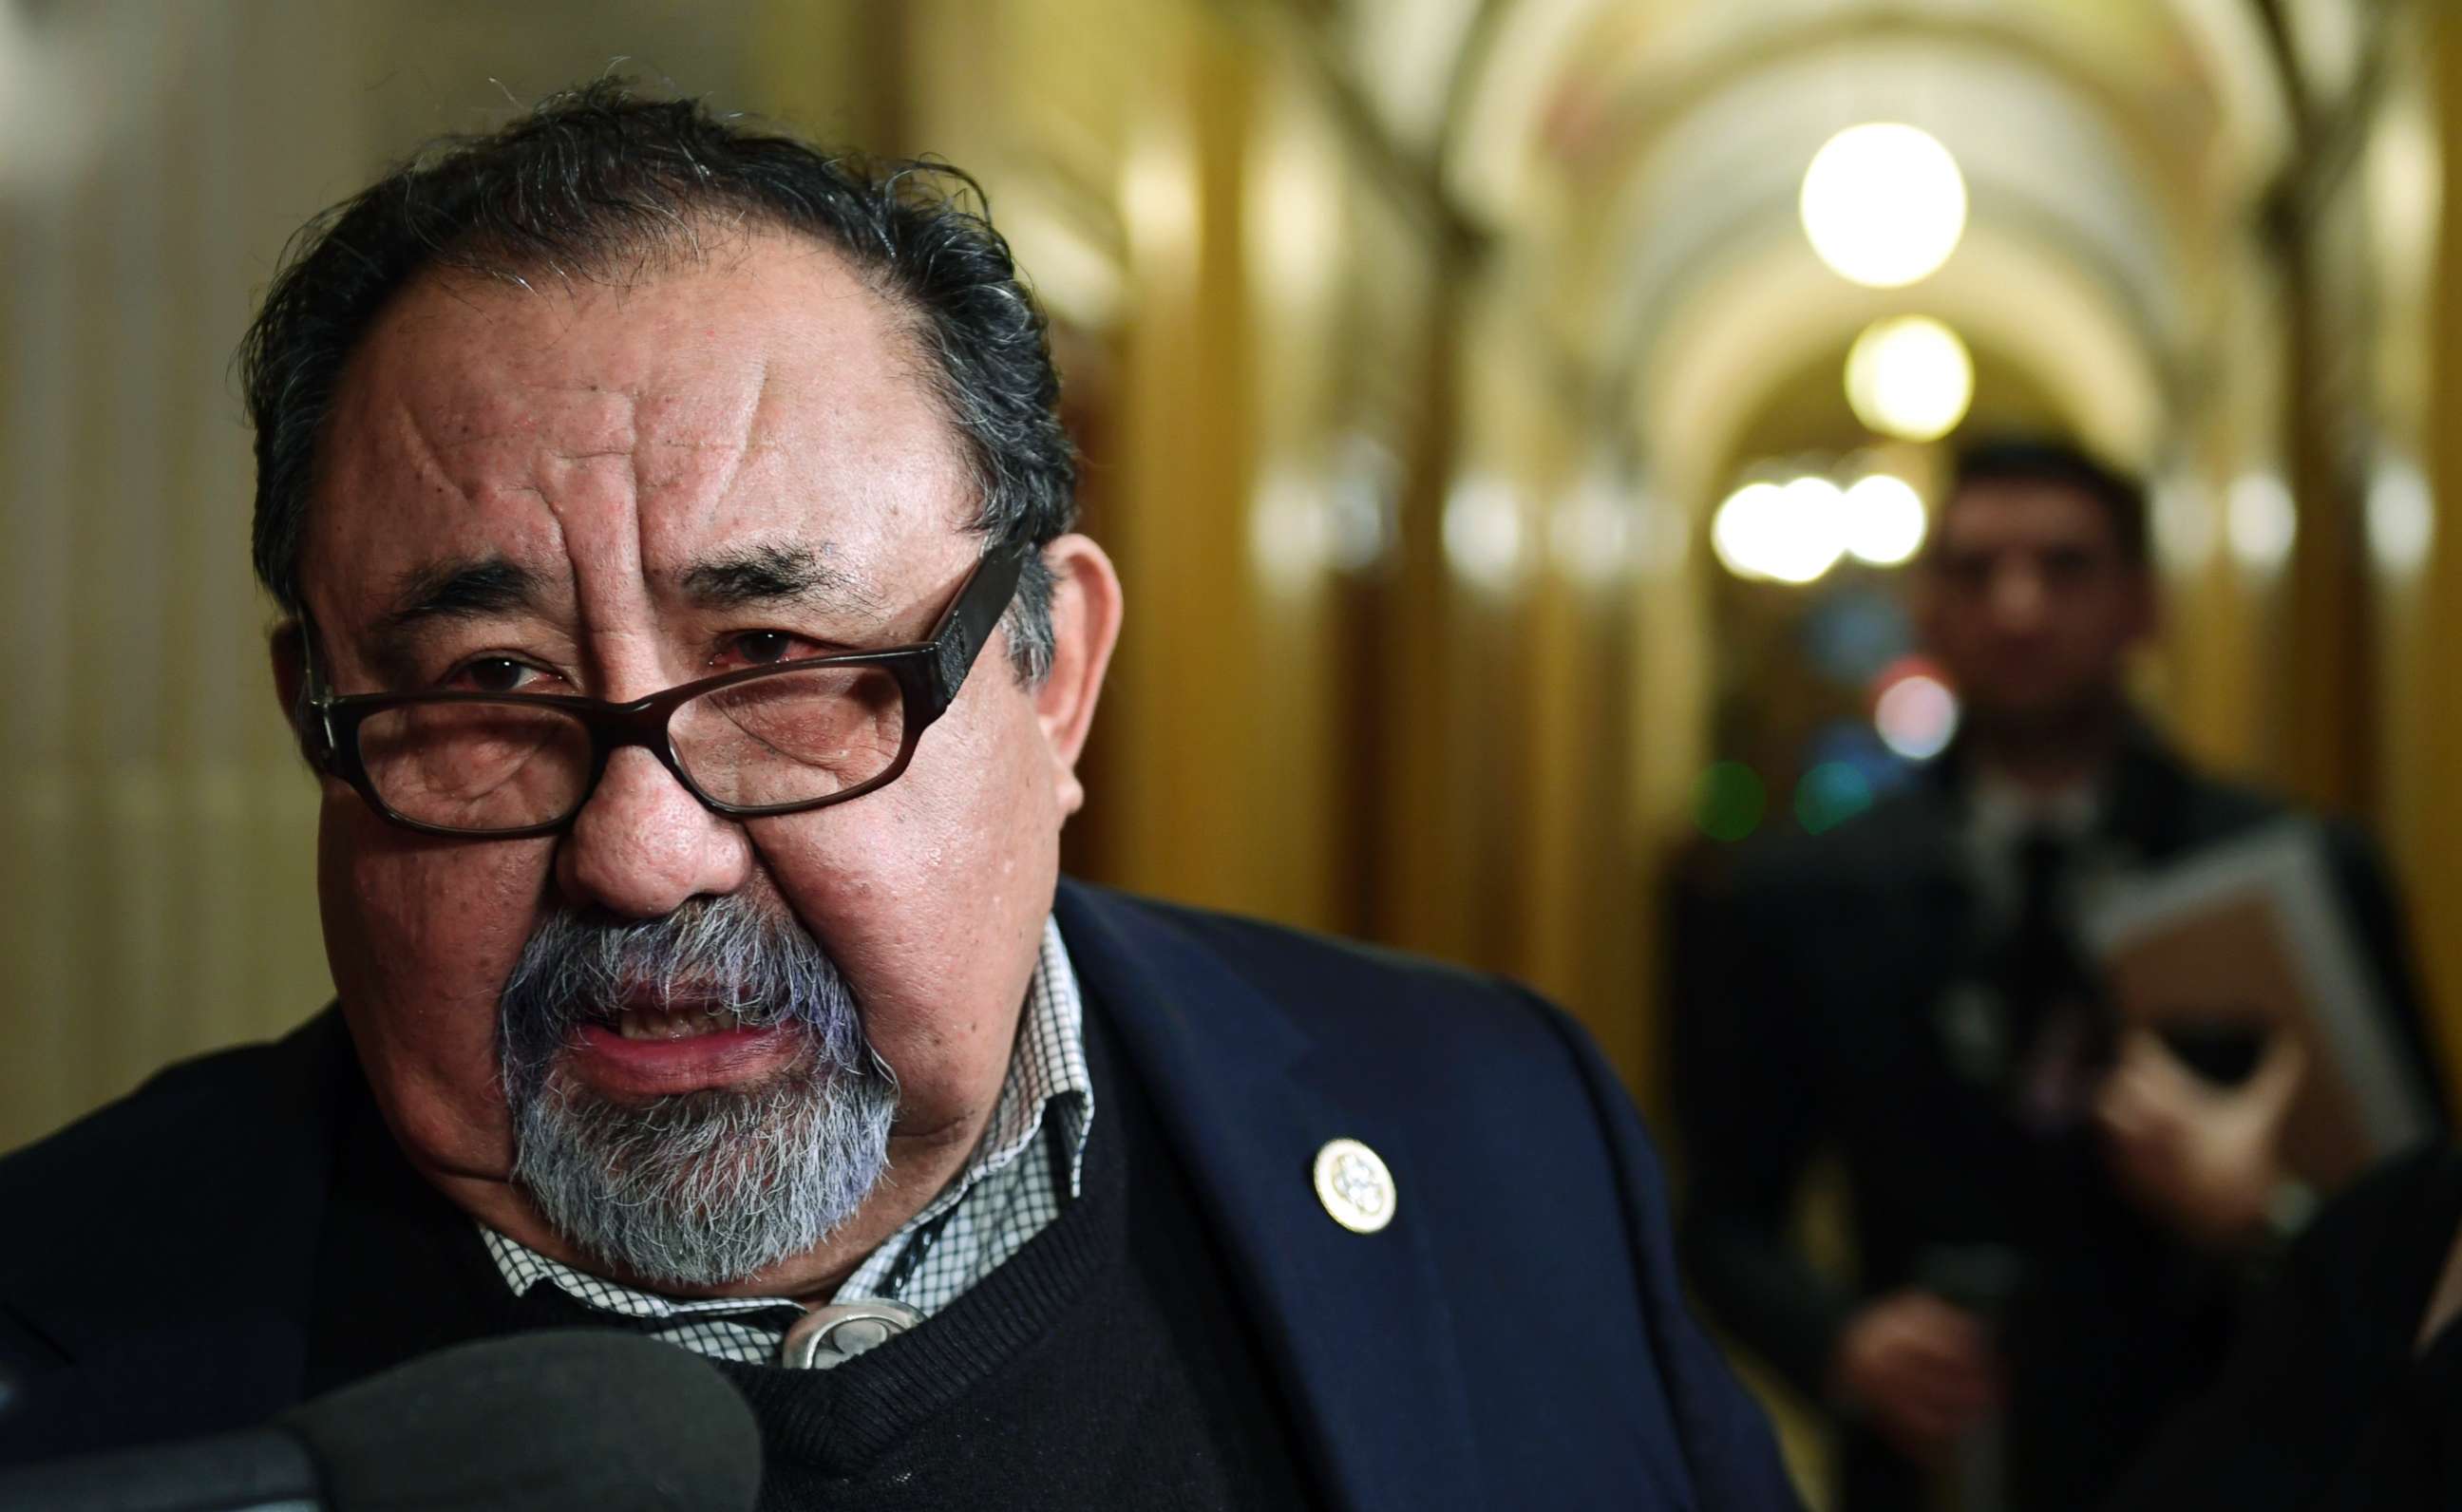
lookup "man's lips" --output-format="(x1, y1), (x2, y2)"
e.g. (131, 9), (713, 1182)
(566, 1013), (806, 1099)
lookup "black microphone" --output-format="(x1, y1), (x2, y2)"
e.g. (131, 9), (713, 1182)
(0, 1331), (761, 1512)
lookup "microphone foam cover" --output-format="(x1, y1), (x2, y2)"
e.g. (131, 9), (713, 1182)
(279, 1330), (761, 1512)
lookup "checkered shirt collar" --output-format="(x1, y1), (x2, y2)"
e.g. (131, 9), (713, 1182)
(479, 915), (1093, 1324)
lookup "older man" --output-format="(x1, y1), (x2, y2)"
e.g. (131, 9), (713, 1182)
(0, 85), (1792, 1509)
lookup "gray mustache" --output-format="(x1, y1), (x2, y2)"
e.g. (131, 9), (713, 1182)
(498, 897), (871, 1093)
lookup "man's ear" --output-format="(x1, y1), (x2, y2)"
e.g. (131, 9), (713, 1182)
(269, 619), (313, 761)
(1030, 534), (1122, 820)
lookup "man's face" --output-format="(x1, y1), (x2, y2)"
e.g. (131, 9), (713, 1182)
(1917, 478), (2151, 736)
(286, 231), (1109, 1289)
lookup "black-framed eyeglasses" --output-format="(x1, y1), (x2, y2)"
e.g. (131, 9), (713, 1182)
(299, 543), (1031, 839)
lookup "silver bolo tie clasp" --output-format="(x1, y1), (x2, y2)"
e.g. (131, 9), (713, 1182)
(777, 1298), (927, 1369)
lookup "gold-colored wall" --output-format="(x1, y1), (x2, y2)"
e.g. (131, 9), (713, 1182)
(2400, 5), (2462, 1098)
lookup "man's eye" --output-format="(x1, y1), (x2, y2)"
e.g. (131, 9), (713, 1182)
(726, 631), (809, 667)
(448, 657), (546, 694)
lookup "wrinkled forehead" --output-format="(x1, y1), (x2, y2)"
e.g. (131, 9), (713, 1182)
(300, 233), (974, 630)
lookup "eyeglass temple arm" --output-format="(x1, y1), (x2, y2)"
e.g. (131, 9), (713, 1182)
(287, 616), (341, 768)
(925, 544), (1031, 712)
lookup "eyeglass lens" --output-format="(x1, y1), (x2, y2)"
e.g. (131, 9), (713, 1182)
(351, 663), (911, 831)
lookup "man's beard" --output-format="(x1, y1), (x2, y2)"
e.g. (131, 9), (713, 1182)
(498, 897), (900, 1289)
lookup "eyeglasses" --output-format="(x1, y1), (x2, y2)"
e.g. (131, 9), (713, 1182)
(300, 544), (1030, 838)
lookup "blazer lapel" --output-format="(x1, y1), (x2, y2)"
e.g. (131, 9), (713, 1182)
(0, 1014), (350, 1456)
(1056, 884), (1486, 1512)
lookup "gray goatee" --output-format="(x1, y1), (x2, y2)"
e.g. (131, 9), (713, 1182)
(498, 896), (899, 1288)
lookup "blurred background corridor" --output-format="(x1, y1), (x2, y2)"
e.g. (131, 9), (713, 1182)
(7, 0), (2462, 1499)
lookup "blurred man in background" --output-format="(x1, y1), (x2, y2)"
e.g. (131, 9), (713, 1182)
(0, 84), (1795, 1510)
(1676, 438), (2448, 1510)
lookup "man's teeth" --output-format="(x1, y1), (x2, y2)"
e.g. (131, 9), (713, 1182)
(613, 1004), (742, 1042)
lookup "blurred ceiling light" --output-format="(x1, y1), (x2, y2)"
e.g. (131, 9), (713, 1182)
(1766, 478), (1850, 583)
(2368, 97), (2440, 301)
(2367, 452), (2434, 578)
(1120, 137), (1201, 269)
(1712, 477), (1847, 584)
(2225, 472), (2298, 573)
(1324, 437), (1400, 573)
(1442, 474), (1526, 594)
(1251, 138), (1341, 315)
(1714, 484), (1772, 586)
(1800, 123), (1968, 289)
(1711, 482), (1779, 581)
(1874, 671), (1959, 761)
(1841, 474), (1928, 565)
(1248, 466), (1332, 595)
(1846, 316), (1974, 443)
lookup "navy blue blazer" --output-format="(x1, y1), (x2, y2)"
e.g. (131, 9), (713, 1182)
(0, 881), (1796, 1509)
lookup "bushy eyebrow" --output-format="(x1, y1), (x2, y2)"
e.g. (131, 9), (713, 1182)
(380, 556), (547, 633)
(677, 542), (881, 621)
(352, 555), (553, 684)
(372, 545), (876, 626)
(351, 541), (885, 681)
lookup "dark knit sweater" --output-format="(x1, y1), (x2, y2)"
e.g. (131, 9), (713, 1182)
(495, 1006), (1318, 1510)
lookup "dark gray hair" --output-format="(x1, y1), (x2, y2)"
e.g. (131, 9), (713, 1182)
(239, 79), (1075, 680)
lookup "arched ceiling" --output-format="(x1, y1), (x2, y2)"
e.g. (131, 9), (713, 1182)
(1335, 0), (2314, 502)
(1640, 218), (2168, 502)
(1568, 34), (2188, 376)
(1438, 0), (2291, 225)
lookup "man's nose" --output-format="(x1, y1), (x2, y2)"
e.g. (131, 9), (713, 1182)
(555, 747), (754, 918)
(1986, 564), (2049, 630)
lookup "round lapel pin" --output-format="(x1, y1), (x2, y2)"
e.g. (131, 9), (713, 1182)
(1313, 1137), (1396, 1234)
